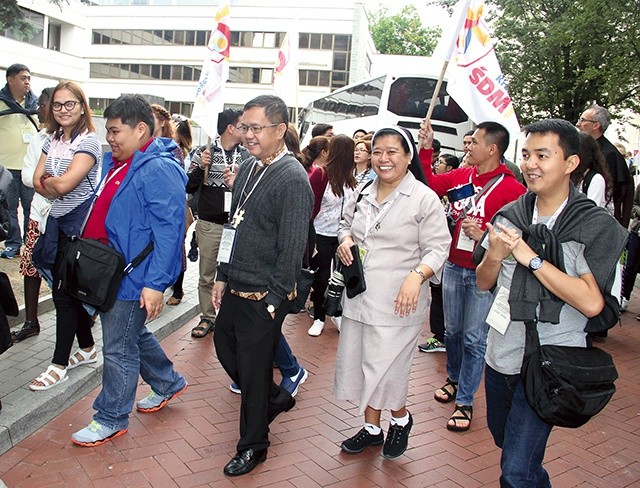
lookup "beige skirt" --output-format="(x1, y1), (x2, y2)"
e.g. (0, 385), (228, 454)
(333, 317), (421, 414)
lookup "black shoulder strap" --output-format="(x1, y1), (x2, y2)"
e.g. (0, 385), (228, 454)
(353, 178), (374, 216)
(581, 169), (597, 195)
(123, 242), (154, 274)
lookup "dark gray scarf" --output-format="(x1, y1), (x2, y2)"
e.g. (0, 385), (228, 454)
(474, 185), (628, 332)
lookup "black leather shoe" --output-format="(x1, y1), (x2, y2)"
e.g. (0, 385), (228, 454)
(223, 448), (267, 476)
(268, 395), (295, 424)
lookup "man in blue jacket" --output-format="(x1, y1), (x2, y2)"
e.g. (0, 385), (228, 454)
(71, 94), (188, 446)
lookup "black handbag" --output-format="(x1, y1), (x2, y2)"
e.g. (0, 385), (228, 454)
(289, 267), (315, 314)
(289, 220), (317, 314)
(61, 236), (154, 313)
(342, 245), (366, 299)
(520, 319), (618, 428)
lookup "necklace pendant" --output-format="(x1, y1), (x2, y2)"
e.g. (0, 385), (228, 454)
(232, 209), (245, 228)
(375, 223), (381, 230)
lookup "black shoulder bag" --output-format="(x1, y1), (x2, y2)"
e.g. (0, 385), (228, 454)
(61, 237), (154, 313)
(520, 318), (618, 428)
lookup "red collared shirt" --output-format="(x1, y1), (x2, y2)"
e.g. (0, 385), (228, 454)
(83, 138), (154, 241)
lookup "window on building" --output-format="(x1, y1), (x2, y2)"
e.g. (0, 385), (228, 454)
(48, 23), (61, 51)
(299, 70), (331, 88)
(2, 7), (44, 46)
(321, 34), (333, 50)
(231, 31), (286, 48)
(299, 33), (309, 49)
(309, 33), (321, 49)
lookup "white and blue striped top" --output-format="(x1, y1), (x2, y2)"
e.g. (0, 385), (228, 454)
(42, 130), (101, 218)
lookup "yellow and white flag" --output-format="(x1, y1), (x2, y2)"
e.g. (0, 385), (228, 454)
(191, 2), (231, 139)
(436, 0), (520, 143)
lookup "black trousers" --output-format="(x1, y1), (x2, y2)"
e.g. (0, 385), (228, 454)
(310, 234), (339, 322)
(213, 292), (293, 452)
(52, 233), (94, 366)
(429, 283), (445, 343)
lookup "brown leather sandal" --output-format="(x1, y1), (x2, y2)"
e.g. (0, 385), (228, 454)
(434, 378), (458, 403)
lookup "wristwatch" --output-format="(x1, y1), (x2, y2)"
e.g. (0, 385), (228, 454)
(528, 256), (543, 271)
(266, 304), (276, 314)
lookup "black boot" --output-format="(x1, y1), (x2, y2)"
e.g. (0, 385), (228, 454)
(11, 320), (40, 343)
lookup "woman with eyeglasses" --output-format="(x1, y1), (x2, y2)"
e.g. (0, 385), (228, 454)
(354, 139), (376, 185)
(30, 81), (101, 391)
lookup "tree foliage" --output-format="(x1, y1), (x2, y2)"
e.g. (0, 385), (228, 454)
(0, 1), (32, 33)
(430, 0), (640, 125)
(369, 5), (441, 57)
(1, 0), (64, 34)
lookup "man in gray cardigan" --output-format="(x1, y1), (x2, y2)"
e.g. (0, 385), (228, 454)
(212, 95), (313, 477)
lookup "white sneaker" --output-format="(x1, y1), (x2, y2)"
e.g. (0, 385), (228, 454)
(330, 316), (342, 332)
(308, 319), (325, 336)
(621, 298), (629, 311)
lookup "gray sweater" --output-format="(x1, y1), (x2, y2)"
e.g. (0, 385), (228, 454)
(217, 152), (313, 308)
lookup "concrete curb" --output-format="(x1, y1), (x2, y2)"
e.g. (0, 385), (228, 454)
(8, 295), (55, 328)
(0, 300), (199, 456)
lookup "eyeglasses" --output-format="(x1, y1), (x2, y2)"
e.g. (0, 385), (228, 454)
(354, 148), (370, 153)
(578, 117), (597, 124)
(52, 100), (81, 112)
(236, 123), (281, 134)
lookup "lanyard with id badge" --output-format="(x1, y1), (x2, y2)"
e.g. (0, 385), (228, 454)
(217, 161), (270, 264)
(448, 174), (504, 252)
(358, 190), (401, 265)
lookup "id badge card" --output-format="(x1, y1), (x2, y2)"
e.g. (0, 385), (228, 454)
(217, 224), (236, 264)
(21, 125), (33, 144)
(224, 190), (232, 213)
(456, 231), (475, 252)
(358, 246), (368, 265)
(486, 286), (511, 335)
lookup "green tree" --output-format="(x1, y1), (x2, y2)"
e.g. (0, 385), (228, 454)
(1, 0), (64, 35)
(369, 5), (441, 57)
(430, 0), (640, 124)
(492, 0), (640, 124)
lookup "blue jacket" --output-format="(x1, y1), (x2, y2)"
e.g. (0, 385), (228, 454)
(102, 137), (187, 300)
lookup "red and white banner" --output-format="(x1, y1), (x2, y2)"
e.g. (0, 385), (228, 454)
(435, 0), (520, 143)
(191, 2), (230, 139)
(272, 30), (298, 105)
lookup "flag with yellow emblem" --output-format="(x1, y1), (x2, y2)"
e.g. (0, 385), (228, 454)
(191, 1), (231, 139)
(435, 0), (520, 144)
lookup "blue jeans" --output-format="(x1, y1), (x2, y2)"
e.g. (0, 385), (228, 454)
(93, 300), (186, 430)
(485, 365), (552, 488)
(275, 334), (300, 378)
(6, 169), (34, 248)
(443, 261), (492, 406)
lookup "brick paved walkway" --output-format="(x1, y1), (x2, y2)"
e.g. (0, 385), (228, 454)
(1, 296), (640, 487)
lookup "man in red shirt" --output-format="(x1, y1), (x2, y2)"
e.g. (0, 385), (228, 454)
(418, 121), (526, 432)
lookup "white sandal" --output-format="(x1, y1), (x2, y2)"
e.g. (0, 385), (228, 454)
(29, 364), (69, 391)
(67, 347), (98, 370)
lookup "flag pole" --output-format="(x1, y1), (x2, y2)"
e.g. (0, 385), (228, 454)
(424, 60), (449, 122)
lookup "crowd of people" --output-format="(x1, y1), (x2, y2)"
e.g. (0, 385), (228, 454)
(0, 61), (636, 484)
